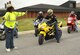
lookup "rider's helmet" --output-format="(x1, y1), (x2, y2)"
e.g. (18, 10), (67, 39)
(70, 11), (75, 15)
(47, 9), (53, 16)
(69, 11), (76, 17)
(38, 11), (43, 15)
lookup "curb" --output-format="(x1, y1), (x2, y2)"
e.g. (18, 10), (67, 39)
(61, 26), (67, 29)
(18, 26), (67, 35)
(18, 25), (80, 35)
(18, 30), (34, 35)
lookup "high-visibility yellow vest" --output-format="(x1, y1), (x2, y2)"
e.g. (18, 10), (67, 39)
(3, 12), (25, 29)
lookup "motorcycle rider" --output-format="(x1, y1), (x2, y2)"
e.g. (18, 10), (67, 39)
(45, 9), (59, 43)
(35, 11), (44, 22)
(69, 11), (78, 32)
(34, 11), (44, 36)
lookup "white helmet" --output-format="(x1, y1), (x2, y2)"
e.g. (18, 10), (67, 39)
(6, 1), (13, 9)
(47, 9), (53, 15)
(71, 11), (75, 14)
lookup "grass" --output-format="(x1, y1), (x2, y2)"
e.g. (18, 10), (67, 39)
(17, 18), (34, 31)
(0, 17), (35, 31)
(0, 17), (67, 31)
(57, 18), (67, 27)
(17, 18), (67, 31)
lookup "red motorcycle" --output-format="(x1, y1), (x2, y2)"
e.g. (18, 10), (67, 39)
(67, 17), (76, 33)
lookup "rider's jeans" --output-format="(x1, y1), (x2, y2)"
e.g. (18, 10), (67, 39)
(75, 21), (78, 31)
(54, 23), (59, 41)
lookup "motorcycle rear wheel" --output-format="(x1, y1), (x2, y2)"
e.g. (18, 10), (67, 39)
(0, 34), (6, 41)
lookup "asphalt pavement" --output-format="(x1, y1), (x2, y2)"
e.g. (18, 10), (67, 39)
(0, 27), (80, 55)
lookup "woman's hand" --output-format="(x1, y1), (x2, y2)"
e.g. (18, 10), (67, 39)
(2, 17), (5, 20)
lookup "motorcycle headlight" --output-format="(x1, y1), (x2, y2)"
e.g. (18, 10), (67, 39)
(68, 21), (71, 23)
(41, 26), (45, 28)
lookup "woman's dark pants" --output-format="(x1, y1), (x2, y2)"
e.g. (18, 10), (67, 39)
(5, 26), (14, 49)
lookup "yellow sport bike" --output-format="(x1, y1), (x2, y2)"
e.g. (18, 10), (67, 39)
(38, 19), (62, 45)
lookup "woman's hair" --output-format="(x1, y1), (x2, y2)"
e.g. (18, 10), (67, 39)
(7, 6), (14, 12)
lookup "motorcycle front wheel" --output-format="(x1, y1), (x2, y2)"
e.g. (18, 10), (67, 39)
(38, 34), (44, 45)
(68, 27), (71, 33)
